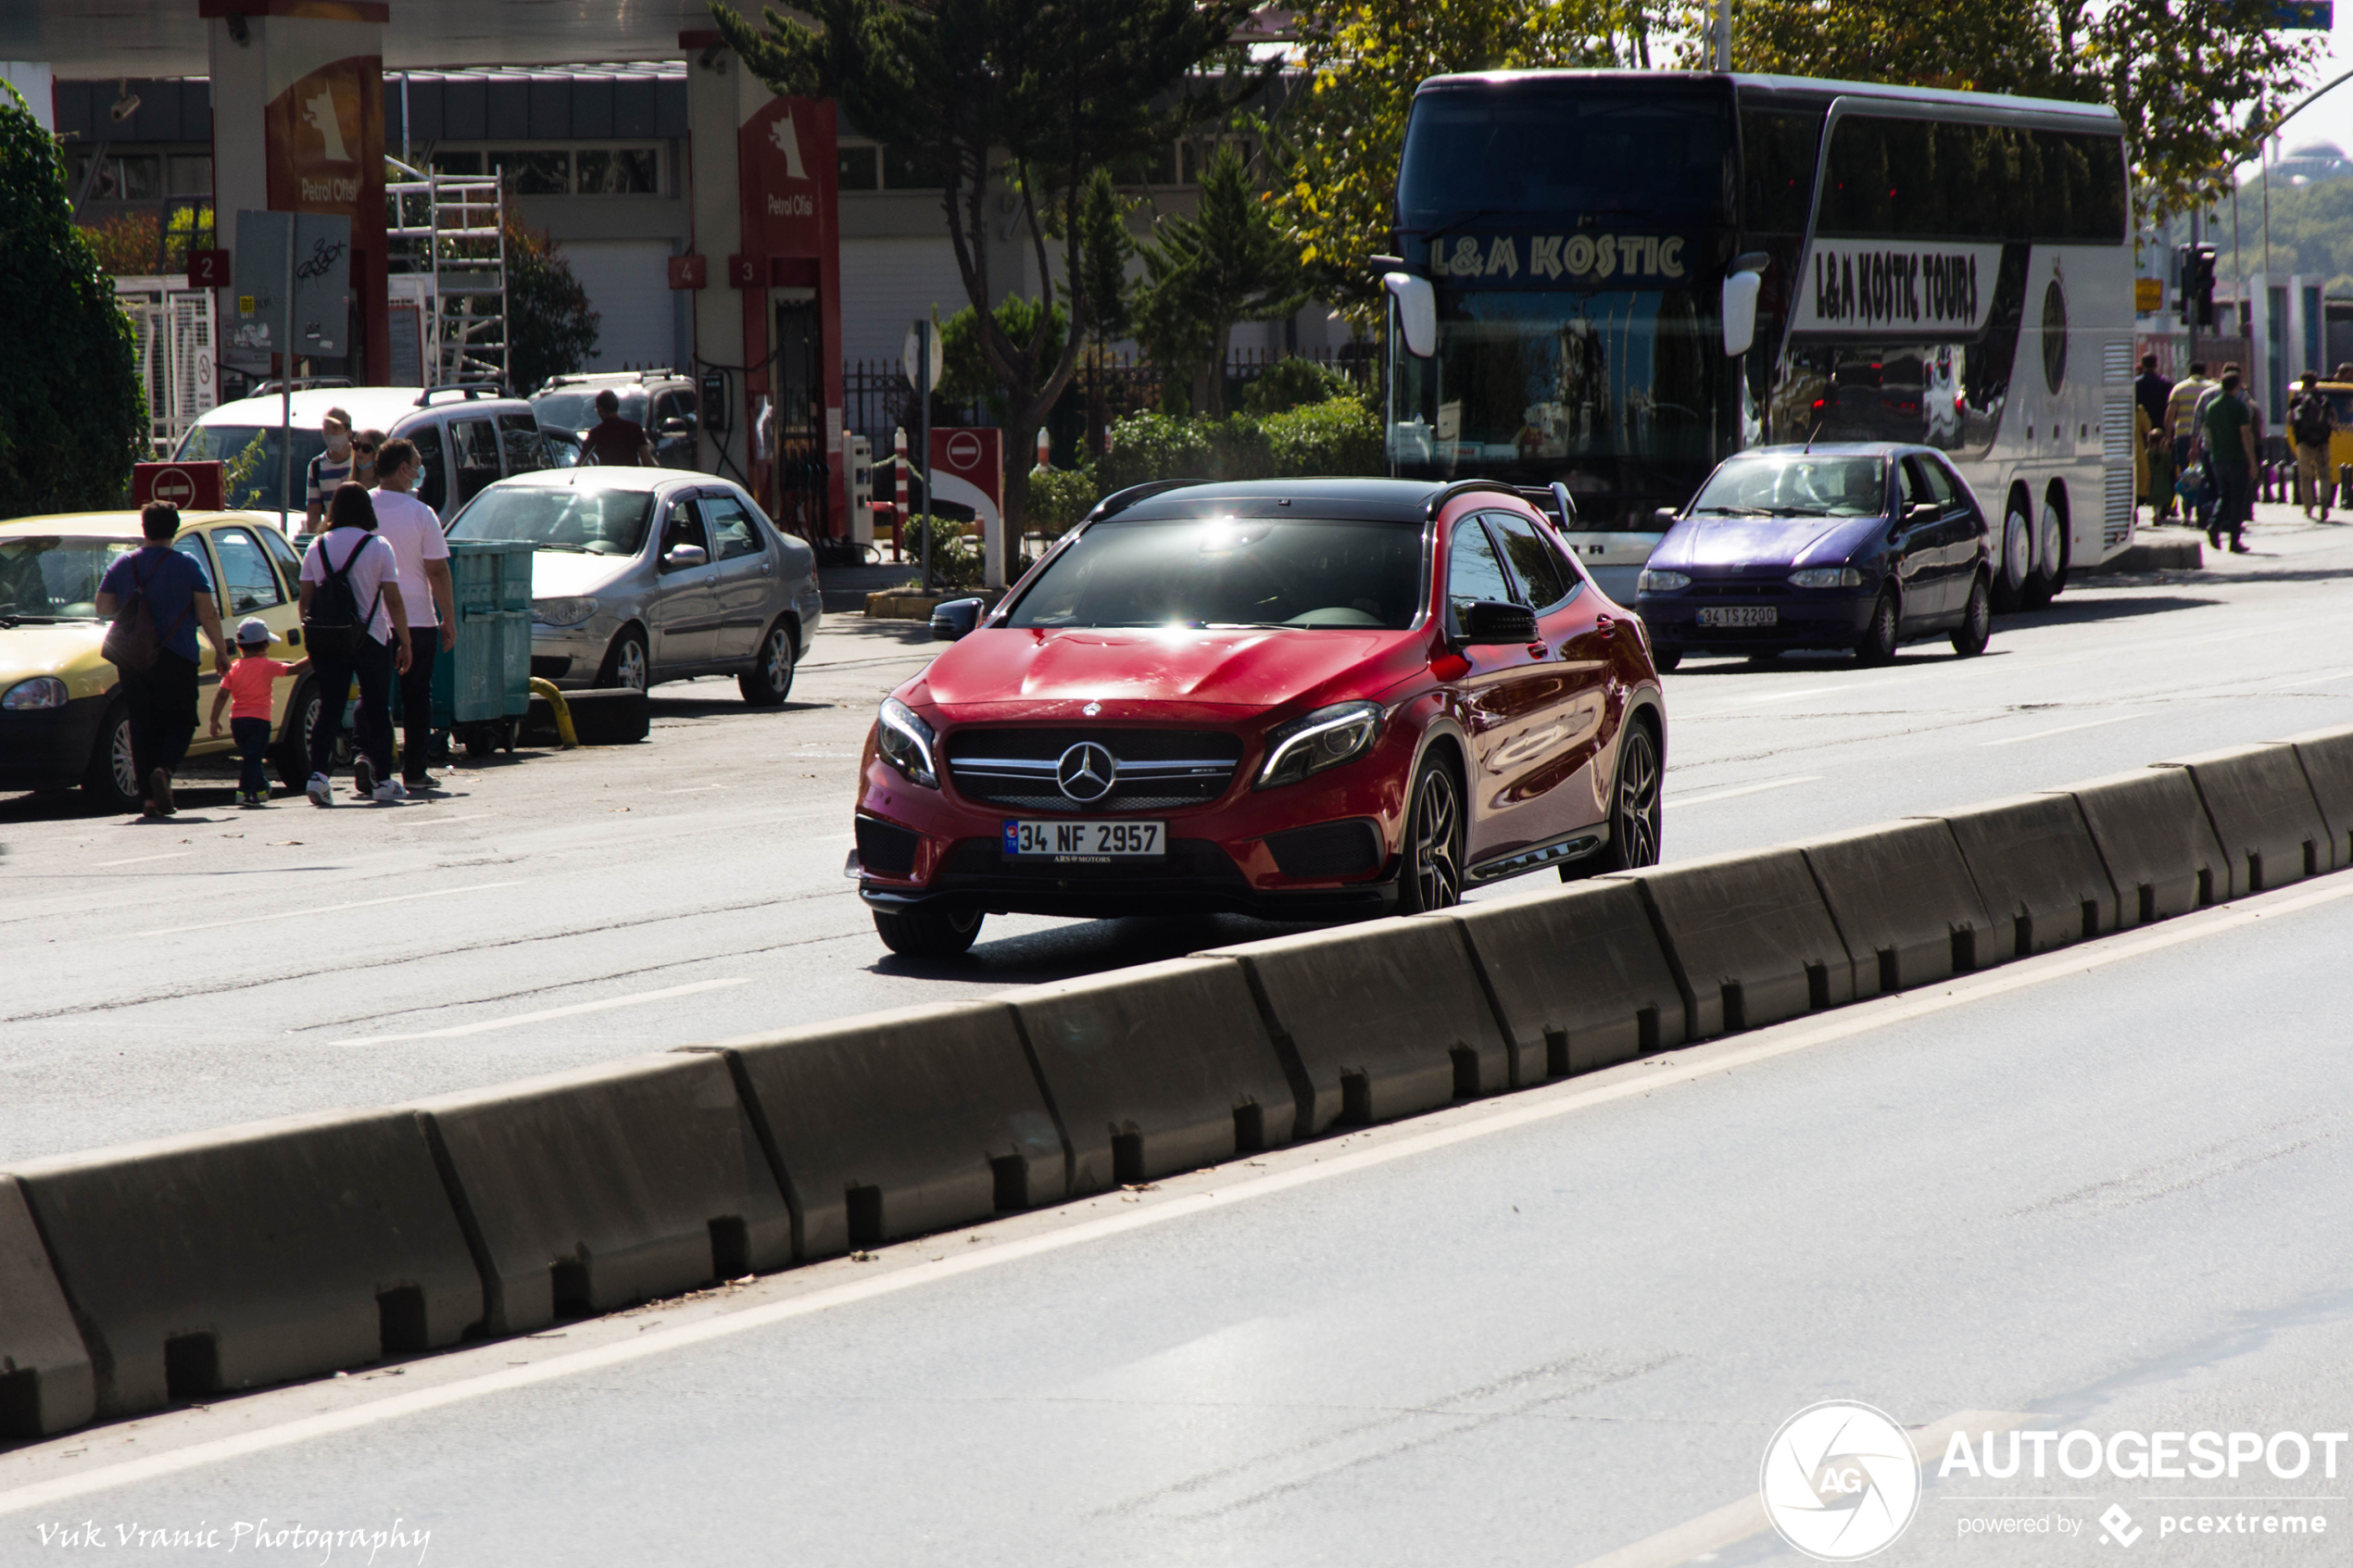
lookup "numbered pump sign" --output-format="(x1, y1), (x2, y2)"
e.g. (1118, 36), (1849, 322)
(230, 210), (353, 357)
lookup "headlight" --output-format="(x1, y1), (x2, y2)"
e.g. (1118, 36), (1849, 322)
(1788, 566), (1866, 588)
(2, 676), (69, 710)
(1256, 700), (1384, 789)
(532, 596), (599, 627)
(1638, 570), (1691, 593)
(876, 696), (940, 788)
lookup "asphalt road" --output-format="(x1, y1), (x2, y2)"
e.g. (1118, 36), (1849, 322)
(5, 844), (2351, 1566)
(0, 505), (2348, 1164)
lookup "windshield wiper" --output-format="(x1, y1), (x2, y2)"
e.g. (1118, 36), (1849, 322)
(1692, 506), (1774, 516)
(531, 541), (589, 553)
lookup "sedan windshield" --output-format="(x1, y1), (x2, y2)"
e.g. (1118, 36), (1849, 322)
(447, 486), (654, 555)
(533, 390), (646, 432)
(0, 535), (138, 621)
(1689, 455), (1885, 518)
(1006, 517), (1424, 631)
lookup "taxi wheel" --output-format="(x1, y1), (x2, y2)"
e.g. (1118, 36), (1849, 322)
(82, 700), (141, 811)
(872, 905), (983, 960)
(273, 681), (321, 792)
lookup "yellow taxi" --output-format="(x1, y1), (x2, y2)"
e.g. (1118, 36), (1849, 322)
(0, 510), (315, 809)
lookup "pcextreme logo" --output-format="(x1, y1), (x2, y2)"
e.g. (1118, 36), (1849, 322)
(1761, 1400), (1922, 1561)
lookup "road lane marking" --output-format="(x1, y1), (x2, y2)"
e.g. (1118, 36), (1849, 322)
(1665, 776), (1822, 809)
(129, 882), (522, 938)
(94, 852), (193, 869)
(400, 813), (488, 827)
(1737, 684), (1847, 706)
(2259, 667), (2353, 691)
(327, 977), (753, 1046)
(6, 872), (2352, 1514)
(1980, 713), (2144, 746)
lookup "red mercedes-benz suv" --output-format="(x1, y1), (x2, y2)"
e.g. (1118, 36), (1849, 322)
(852, 478), (1667, 958)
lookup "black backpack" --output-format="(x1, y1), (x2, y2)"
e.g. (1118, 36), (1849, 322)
(2294, 393), (2332, 447)
(304, 532), (381, 659)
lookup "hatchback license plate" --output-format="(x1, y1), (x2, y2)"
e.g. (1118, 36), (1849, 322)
(1697, 606), (1779, 628)
(1003, 819), (1165, 859)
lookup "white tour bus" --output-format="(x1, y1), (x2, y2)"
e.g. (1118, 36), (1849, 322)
(1384, 70), (2134, 608)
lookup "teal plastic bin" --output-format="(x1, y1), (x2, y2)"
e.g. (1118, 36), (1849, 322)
(430, 540), (535, 753)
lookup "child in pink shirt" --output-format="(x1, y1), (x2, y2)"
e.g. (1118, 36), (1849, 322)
(208, 618), (309, 806)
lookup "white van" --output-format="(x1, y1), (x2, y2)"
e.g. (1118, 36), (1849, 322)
(173, 384), (563, 528)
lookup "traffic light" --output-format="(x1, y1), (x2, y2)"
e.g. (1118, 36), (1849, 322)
(2177, 244), (2217, 329)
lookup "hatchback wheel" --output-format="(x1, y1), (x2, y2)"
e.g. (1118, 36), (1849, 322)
(598, 627), (648, 692)
(1394, 755), (1464, 913)
(83, 700), (140, 811)
(1951, 572), (1993, 658)
(1855, 589), (1900, 666)
(273, 680), (321, 791)
(739, 621), (795, 707)
(873, 905), (983, 960)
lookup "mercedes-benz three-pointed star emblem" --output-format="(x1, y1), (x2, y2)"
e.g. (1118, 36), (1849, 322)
(1056, 741), (1116, 803)
(1082, 701), (1102, 717)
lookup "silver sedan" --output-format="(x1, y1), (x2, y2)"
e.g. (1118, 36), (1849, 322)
(445, 469), (821, 703)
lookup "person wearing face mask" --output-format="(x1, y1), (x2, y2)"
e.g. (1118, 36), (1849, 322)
(302, 408), (359, 537)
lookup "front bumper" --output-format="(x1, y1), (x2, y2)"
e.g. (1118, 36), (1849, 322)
(1637, 585), (1879, 651)
(0, 695), (108, 791)
(529, 621), (615, 688)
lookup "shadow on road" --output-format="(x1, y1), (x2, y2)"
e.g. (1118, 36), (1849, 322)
(1994, 594), (2223, 627)
(871, 910), (1330, 985)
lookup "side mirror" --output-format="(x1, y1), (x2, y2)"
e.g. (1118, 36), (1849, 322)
(1653, 507), (1680, 530)
(659, 418), (692, 437)
(1463, 599), (1538, 646)
(930, 596), (984, 641)
(662, 543), (709, 571)
(1721, 270), (1761, 356)
(1383, 271), (1438, 359)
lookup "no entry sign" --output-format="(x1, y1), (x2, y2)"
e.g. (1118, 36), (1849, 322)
(132, 461), (226, 511)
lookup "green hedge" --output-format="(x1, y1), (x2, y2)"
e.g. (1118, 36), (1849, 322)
(1093, 396), (1381, 494)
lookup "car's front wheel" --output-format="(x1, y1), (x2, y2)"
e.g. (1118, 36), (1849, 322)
(1951, 572), (1993, 658)
(739, 621), (795, 706)
(1394, 754), (1465, 913)
(597, 627), (649, 691)
(1855, 589), (1900, 666)
(83, 699), (140, 811)
(872, 904), (984, 960)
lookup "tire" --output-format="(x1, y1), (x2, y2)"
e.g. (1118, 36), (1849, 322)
(273, 680), (321, 792)
(738, 620), (796, 706)
(1855, 588), (1900, 666)
(82, 699), (141, 811)
(2018, 498), (2066, 609)
(596, 626), (649, 692)
(1652, 645), (1683, 672)
(1569, 718), (1663, 879)
(1393, 753), (1466, 913)
(1991, 500), (2032, 613)
(872, 904), (983, 960)
(1950, 572), (1993, 657)
(463, 723), (501, 758)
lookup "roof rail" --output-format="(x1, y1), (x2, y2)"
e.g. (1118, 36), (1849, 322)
(413, 383), (508, 407)
(248, 377), (356, 395)
(1421, 478), (1525, 520)
(1084, 478), (1203, 522)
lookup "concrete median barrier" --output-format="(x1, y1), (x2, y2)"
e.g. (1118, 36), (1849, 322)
(3, 1110), (480, 1421)
(1605, 848), (1853, 1039)
(0, 1173), (93, 1438)
(2279, 723), (2353, 872)
(688, 1001), (1066, 1259)
(1200, 919), (1510, 1135)
(1005, 959), (1296, 1195)
(2158, 744), (2332, 894)
(409, 1053), (792, 1336)
(1419, 882), (1687, 1078)
(2043, 767), (2233, 920)
(1913, 795), (2120, 957)
(1797, 821), (2003, 995)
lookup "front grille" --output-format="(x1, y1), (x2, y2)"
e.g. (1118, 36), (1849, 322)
(1265, 819), (1383, 878)
(945, 728), (1244, 814)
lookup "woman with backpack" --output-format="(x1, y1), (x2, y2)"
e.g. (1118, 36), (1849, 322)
(93, 500), (232, 818)
(297, 483), (413, 806)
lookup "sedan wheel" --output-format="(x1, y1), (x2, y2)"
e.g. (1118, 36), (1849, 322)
(739, 621), (795, 707)
(1395, 758), (1464, 913)
(598, 628), (648, 692)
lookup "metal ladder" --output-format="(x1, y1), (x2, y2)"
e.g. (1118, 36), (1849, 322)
(386, 157), (510, 389)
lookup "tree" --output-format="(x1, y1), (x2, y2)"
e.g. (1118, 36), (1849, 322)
(939, 295), (1068, 419)
(711, 0), (1260, 544)
(0, 81), (146, 519)
(1133, 144), (1310, 416)
(1073, 167), (1136, 347)
(1270, 0), (1655, 329)
(503, 220), (600, 395)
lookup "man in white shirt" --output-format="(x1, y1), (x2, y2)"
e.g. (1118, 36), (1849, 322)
(369, 435), (458, 791)
(297, 484), (411, 805)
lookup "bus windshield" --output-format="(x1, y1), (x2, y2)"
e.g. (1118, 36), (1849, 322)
(1398, 84), (1733, 231)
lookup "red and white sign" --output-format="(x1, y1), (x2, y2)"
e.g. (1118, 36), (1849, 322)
(133, 461), (226, 511)
(740, 97), (837, 261)
(667, 253), (708, 291)
(187, 248), (230, 288)
(929, 427), (1002, 515)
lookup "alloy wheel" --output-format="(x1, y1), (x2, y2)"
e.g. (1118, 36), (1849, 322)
(611, 635), (648, 692)
(108, 718), (139, 802)
(1614, 725), (1662, 868)
(1410, 766), (1462, 909)
(765, 628), (791, 691)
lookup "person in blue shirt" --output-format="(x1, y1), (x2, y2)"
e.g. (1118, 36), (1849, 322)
(94, 501), (231, 817)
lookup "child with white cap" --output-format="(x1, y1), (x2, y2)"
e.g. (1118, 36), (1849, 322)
(207, 617), (308, 806)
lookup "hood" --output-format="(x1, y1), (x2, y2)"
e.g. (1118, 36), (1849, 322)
(922, 625), (1408, 712)
(523, 549), (638, 598)
(1653, 513), (1886, 571)
(1, 622), (111, 698)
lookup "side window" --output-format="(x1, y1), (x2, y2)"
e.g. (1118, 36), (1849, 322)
(257, 522), (303, 593)
(701, 492), (764, 559)
(653, 393), (686, 432)
(1446, 518), (1517, 633)
(451, 418), (501, 503)
(1894, 459), (1924, 514)
(499, 412), (546, 475)
(659, 495), (709, 563)
(1909, 457), (1958, 508)
(1483, 511), (1573, 609)
(211, 526), (285, 612)
(409, 423), (448, 513)
(172, 536), (215, 597)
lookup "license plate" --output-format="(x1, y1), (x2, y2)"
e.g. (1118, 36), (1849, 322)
(1698, 606), (1779, 628)
(1002, 819), (1165, 860)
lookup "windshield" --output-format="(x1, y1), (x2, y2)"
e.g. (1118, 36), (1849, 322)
(1398, 84), (1733, 231)
(447, 486), (654, 554)
(1690, 455), (1886, 518)
(0, 535), (138, 621)
(174, 424), (330, 514)
(534, 390), (646, 431)
(1006, 517), (1424, 631)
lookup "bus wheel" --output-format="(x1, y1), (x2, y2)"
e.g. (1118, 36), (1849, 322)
(2020, 495), (2068, 608)
(1992, 500), (2032, 612)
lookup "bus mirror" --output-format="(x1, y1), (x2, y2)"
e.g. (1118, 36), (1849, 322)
(1384, 272), (1438, 358)
(1722, 270), (1761, 356)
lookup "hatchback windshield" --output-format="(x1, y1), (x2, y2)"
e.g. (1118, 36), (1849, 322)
(533, 390), (647, 432)
(1689, 455), (1886, 518)
(0, 535), (138, 621)
(447, 486), (654, 555)
(1006, 517), (1424, 630)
